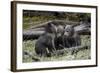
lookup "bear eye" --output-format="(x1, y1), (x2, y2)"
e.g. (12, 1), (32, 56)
(66, 30), (69, 32)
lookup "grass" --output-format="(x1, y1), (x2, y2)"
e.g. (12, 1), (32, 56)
(23, 16), (56, 29)
(23, 35), (91, 63)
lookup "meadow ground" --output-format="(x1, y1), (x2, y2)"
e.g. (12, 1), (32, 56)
(23, 35), (91, 63)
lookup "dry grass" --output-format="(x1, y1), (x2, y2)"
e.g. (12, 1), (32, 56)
(23, 35), (91, 63)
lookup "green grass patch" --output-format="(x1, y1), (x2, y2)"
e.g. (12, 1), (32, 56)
(23, 35), (91, 63)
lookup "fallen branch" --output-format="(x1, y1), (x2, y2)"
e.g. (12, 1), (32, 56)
(23, 50), (40, 61)
(29, 20), (80, 29)
(53, 45), (90, 55)
(23, 20), (91, 40)
(23, 30), (45, 40)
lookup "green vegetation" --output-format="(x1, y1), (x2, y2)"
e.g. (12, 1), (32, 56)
(23, 35), (91, 63)
(23, 10), (91, 29)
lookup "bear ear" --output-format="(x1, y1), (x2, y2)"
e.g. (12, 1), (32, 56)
(72, 25), (75, 28)
(64, 25), (66, 29)
(48, 22), (56, 28)
(47, 23), (52, 27)
(47, 22), (53, 27)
